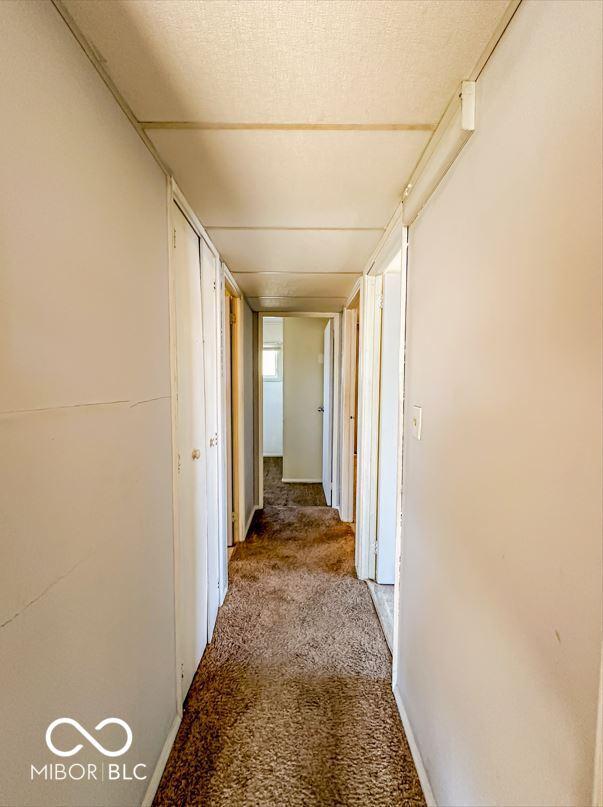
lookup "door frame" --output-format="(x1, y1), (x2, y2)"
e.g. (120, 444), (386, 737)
(221, 265), (246, 545)
(375, 268), (404, 584)
(322, 319), (334, 504)
(391, 225), (409, 686)
(339, 283), (360, 523)
(167, 179), (228, 709)
(353, 274), (382, 580)
(351, 215), (407, 582)
(257, 311), (341, 511)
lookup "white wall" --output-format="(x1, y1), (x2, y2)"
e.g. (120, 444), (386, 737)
(283, 317), (327, 481)
(262, 317), (283, 456)
(0, 3), (176, 805)
(396, 3), (602, 806)
(242, 300), (256, 528)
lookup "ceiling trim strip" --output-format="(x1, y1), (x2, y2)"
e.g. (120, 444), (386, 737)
(51, 0), (172, 178)
(141, 121), (436, 132)
(233, 271), (360, 276)
(206, 226), (384, 232)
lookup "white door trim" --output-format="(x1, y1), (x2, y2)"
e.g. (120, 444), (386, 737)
(391, 227), (409, 685)
(257, 314), (264, 509)
(354, 274), (382, 580)
(322, 319), (333, 505)
(339, 304), (358, 522)
(165, 179), (183, 713)
(331, 314), (341, 509)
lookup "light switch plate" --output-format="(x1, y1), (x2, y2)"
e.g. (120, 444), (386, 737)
(411, 405), (422, 440)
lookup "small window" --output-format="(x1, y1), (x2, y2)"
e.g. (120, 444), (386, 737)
(263, 345), (282, 381)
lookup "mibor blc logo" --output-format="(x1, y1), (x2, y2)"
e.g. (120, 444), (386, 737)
(30, 718), (147, 784)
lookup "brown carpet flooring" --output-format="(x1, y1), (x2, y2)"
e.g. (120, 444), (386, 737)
(154, 496), (425, 806)
(263, 456), (326, 506)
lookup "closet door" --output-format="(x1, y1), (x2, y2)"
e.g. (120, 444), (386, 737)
(200, 237), (221, 639)
(172, 203), (208, 699)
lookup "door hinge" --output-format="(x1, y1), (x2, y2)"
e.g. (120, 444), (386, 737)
(231, 511), (238, 523)
(213, 280), (216, 291)
(177, 453), (181, 473)
(377, 293), (384, 309)
(172, 228), (177, 249)
(230, 312), (236, 325)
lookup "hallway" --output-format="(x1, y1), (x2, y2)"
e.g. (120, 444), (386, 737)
(2, 3), (602, 806)
(154, 500), (424, 806)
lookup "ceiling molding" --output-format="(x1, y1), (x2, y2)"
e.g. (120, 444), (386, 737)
(141, 121), (436, 132)
(249, 295), (346, 301)
(470, 0), (523, 80)
(233, 270), (360, 276)
(51, 0), (172, 177)
(206, 226), (384, 232)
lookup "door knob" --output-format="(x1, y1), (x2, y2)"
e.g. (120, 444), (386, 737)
(192, 449), (201, 460)
(318, 406), (324, 412)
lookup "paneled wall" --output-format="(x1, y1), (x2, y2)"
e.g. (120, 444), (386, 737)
(0, 3), (176, 805)
(396, 2), (603, 804)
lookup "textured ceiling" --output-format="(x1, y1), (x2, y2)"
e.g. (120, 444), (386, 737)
(64, 0), (510, 311)
(65, 0), (508, 123)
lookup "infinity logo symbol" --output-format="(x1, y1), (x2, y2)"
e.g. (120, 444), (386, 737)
(45, 718), (133, 758)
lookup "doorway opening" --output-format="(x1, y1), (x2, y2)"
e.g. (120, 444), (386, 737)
(340, 249), (405, 652)
(259, 313), (339, 510)
(223, 282), (243, 558)
(369, 256), (405, 651)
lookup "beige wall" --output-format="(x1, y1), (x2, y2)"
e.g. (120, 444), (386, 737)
(0, 3), (176, 805)
(283, 318), (327, 481)
(396, 2), (602, 805)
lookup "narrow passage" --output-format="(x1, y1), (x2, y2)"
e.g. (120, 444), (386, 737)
(155, 471), (424, 806)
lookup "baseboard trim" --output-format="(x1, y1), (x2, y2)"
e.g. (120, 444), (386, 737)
(141, 713), (181, 806)
(263, 453), (283, 457)
(281, 477), (322, 483)
(392, 684), (437, 807)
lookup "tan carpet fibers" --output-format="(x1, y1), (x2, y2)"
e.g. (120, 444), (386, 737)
(154, 504), (425, 806)
(263, 456), (327, 507)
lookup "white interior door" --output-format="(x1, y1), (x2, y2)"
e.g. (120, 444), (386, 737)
(322, 320), (333, 505)
(200, 238), (221, 639)
(172, 203), (208, 700)
(376, 271), (402, 584)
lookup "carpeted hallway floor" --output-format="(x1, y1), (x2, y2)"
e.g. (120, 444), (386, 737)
(263, 456), (326, 506)
(154, 493), (425, 805)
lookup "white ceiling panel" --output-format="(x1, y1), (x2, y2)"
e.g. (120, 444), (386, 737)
(64, 0), (509, 124)
(62, 0), (510, 308)
(235, 272), (358, 300)
(209, 229), (382, 274)
(148, 129), (430, 227)
(248, 297), (347, 313)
